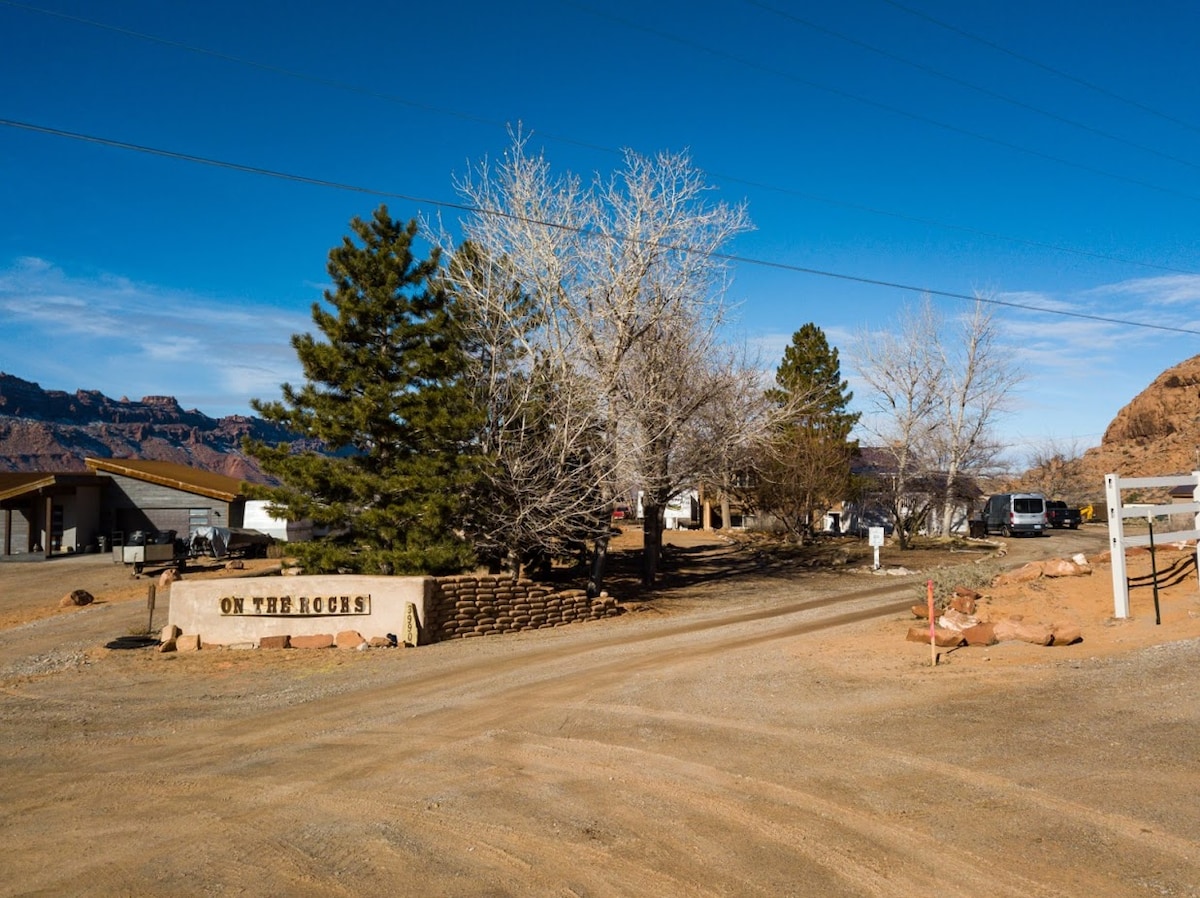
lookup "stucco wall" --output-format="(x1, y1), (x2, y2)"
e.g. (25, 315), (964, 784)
(167, 573), (623, 648)
(169, 575), (432, 646)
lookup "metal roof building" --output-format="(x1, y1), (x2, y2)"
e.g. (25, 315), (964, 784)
(0, 459), (249, 559)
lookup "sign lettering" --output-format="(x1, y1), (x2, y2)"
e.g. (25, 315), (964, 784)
(219, 594), (371, 617)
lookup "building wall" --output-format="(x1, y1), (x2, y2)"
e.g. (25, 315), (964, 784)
(63, 484), (103, 552)
(0, 506), (33, 554)
(102, 474), (242, 544)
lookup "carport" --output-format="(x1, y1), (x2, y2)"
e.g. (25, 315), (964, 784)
(0, 472), (107, 558)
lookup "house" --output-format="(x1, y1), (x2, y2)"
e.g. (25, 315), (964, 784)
(848, 447), (983, 536)
(0, 458), (252, 559)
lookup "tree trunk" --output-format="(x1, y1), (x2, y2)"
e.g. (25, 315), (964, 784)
(587, 534), (609, 599)
(720, 494), (731, 530)
(642, 503), (662, 587)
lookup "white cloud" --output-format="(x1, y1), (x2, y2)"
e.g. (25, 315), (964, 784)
(1087, 274), (1200, 307)
(0, 257), (310, 416)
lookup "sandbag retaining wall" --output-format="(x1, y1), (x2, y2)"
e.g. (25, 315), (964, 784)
(426, 575), (623, 641)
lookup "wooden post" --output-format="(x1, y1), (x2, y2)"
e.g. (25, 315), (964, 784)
(147, 584), (157, 634)
(43, 494), (53, 558)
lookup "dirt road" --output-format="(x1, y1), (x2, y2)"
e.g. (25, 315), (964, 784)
(3, 529), (1199, 897)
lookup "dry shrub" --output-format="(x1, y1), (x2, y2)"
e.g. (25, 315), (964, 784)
(917, 560), (1001, 611)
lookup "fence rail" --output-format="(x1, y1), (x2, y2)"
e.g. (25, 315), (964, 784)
(1104, 472), (1200, 618)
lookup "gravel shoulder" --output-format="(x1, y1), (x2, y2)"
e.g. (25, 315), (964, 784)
(2, 528), (1199, 897)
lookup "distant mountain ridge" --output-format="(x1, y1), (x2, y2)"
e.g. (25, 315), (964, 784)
(6, 354), (1199, 497)
(0, 372), (295, 482)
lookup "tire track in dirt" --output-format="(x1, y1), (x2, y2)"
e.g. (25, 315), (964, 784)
(2, 582), (923, 896)
(521, 700), (1200, 894)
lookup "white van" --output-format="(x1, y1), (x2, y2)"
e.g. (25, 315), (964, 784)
(981, 493), (1047, 537)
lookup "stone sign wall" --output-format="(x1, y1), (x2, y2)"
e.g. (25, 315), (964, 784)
(168, 575), (432, 647)
(167, 573), (623, 649)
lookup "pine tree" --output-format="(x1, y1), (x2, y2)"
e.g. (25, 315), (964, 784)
(245, 206), (481, 574)
(759, 322), (860, 539)
(768, 323), (858, 438)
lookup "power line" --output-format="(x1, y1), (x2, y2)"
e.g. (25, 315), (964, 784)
(4, 116), (1198, 339)
(743, 0), (1200, 173)
(0, 0), (616, 155)
(878, 0), (1200, 136)
(566, 1), (1200, 205)
(713, 171), (1200, 277)
(3, 0), (1194, 276)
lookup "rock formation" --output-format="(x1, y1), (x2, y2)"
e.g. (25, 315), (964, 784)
(0, 372), (306, 481)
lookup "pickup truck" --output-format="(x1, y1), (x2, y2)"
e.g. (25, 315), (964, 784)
(1045, 500), (1082, 529)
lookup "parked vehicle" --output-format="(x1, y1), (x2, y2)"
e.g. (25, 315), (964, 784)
(979, 492), (1047, 537)
(1045, 500), (1082, 529)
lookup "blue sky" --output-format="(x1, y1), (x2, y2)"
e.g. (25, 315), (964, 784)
(2, 0), (1199, 467)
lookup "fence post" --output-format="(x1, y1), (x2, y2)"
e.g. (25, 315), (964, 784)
(1105, 474), (1130, 619)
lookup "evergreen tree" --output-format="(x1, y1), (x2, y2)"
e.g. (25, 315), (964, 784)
(767, 323), (858, 437)
(759, 322), (860, 539)
(245, 206), (481, 574)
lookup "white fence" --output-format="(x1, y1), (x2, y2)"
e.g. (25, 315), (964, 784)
(1104, 472), (1200, 619)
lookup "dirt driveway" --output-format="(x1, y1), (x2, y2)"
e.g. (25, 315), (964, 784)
(2, 528), (1199, 897)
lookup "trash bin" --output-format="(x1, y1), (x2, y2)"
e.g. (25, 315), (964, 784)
(98, 535), (108, 553)
(968, 519), (987, 539)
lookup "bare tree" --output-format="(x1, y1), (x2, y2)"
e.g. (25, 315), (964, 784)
(434, 133), (752, 591)
(687, 347), (778, 531)
(1024, 438), (1090, 501)
(930, 296), (1022, 535)
(440, 241), (612, 577)
(855, 295), (1023, 544)
(756, 416), (859, 541)
(853, 300), (943, 549)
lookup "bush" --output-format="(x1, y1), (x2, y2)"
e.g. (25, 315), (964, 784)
(917, 560), (1000, 611)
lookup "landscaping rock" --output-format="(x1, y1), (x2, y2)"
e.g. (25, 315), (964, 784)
(59, 589), (95, 607)
(949, 593), (977, 615)
(1042, 558), (1090, 578)
(993, 618), (1054, 646)
(994, 563), (1044, 585)
(1051, 620), (1083, 645)
(906, 626), (966, 647)
(937, 609), (977, 632)
(176, 633), (201, 652)
(962, 622), (998, 646)
(291, 634), (334, 649)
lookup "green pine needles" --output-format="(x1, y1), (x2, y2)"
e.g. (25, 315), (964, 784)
(245, 206), (483, 575)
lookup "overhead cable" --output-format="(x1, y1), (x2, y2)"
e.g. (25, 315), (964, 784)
(3, 116), (1197, 338)
(878, 0), (1200, 136)
(2, 0), (1196, 275)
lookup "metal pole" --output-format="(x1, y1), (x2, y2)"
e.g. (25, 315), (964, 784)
(1148, 518), (1161, 626)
